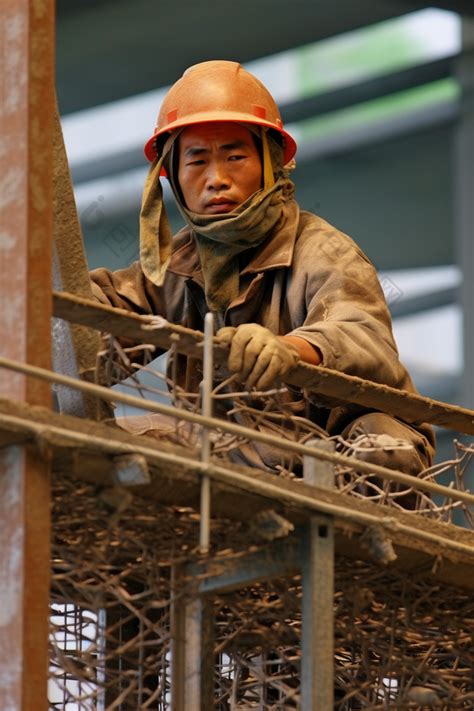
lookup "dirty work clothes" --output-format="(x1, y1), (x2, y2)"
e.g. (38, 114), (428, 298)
(90, 199), (435, 472)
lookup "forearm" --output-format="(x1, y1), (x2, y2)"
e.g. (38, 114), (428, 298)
(279, 335), (322, 366)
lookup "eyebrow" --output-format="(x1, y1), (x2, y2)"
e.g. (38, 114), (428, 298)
(183, 140), (248, 158)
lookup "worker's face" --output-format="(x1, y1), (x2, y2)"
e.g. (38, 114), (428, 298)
(177, 122), (262, 215)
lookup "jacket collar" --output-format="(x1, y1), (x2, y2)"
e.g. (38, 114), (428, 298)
(168, 199), (300, 280)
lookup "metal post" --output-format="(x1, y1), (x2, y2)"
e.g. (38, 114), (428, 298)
(454, 20), (474, 494)
(171, 313), (215, 710)
(171, 571), (186, 711)
(0, 1), (54, 709)
(171, 581), (215, 711)
(454, 21), (474, 411)
(301, 440), (335, 710)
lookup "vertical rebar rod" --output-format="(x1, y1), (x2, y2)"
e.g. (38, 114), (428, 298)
(199, 312), (214, 553)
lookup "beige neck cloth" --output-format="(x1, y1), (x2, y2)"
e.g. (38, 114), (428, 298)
(139, 128), (295, 312)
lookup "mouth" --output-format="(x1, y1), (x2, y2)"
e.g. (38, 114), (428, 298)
(204, 197), (238, 214)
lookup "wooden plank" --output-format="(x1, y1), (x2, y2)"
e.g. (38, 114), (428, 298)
(0, 1), (54, 708)
(0, 356), (472, 508)
(0, 398), (473, 590)
(0, 395), (473, 544)
(52, 290), (474, 434)
(53, 289), (212, 359)
(0, 395), (473, 553)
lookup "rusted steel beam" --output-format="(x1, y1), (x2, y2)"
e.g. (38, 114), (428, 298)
(0, 1), (54, 708)
(52, 290), (474, 434)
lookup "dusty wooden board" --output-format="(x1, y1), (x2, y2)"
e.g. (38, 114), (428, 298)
(53, 289), (212, 359)
(0, 397), (473, 591)
(3, 351), (472, 506)
(52, 290), (474, 434)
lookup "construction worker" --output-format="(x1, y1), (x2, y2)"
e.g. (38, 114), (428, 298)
(91, 60), (435, 488)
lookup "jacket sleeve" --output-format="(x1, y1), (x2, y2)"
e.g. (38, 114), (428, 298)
(90, 261), (167, 316)
(286, 217), (435, 456)
(286, 219), (411, 391)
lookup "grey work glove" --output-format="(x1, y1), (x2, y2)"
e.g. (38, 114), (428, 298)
(217, 323), (300, 390)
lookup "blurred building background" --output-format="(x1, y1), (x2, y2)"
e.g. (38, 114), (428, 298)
(56, 1), (474, 463)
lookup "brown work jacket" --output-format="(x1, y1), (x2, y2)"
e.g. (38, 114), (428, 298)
(90, 200), (435, 455)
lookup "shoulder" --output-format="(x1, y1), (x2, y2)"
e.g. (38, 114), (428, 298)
(295, 210), (374, 268)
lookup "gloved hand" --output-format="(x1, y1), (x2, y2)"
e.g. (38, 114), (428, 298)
(217, 323), (300, 390)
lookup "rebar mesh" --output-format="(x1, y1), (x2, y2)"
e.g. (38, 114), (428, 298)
(49, 474), (255, 710)
(212, 565), (474, 709)
(49, 470), (474, 709)
(47, 338), (474, 709)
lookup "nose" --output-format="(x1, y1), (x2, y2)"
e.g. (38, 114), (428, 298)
(206, 160), (231, 192)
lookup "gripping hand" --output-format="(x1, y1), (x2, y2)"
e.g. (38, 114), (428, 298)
(217, 323), (300, 390)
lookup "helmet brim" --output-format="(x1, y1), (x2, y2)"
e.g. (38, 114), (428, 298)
(144, 115), (297, 166)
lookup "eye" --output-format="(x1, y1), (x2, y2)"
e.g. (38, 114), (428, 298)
(228, 154), (245, 162)
(186, 159), (205, 167)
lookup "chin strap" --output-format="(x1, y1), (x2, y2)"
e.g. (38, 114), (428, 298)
(261, 127), (275, 191)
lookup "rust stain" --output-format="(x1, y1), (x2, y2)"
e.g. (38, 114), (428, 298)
(0, 1), (54, 709)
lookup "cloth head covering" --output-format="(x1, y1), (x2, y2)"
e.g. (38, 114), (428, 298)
(139, 126), (295, 311)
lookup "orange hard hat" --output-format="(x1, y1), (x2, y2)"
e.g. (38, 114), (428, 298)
(144, 60), (297, 165)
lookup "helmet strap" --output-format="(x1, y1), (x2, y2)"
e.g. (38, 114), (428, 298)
(139, 131), (180, 286)
(261, 127), (275, 191)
